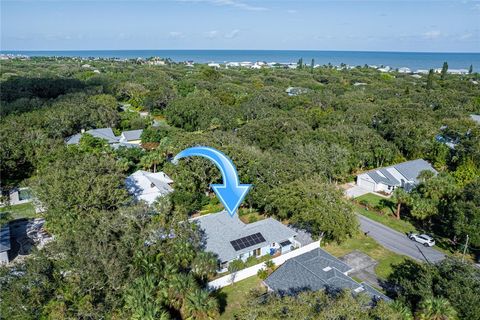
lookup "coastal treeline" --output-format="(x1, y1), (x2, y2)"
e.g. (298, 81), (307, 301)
(0, 58), (479, 319)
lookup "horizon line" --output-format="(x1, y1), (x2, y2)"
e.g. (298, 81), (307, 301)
(2, 49), (480, 55)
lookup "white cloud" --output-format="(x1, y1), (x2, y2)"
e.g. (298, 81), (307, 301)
(224, 29), (240, 38)
(168, 31), (185, 39)
(422, 30), (442, 39)
(204, 30), (219, 39)
(459, 33), (473, 40)
(176, 0), (267, 11)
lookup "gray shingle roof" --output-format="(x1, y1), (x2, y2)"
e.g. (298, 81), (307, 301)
(193, 211), (297, 263)
(366, 159), (436, 186)
(367, 170), (399, 186)
(66, 128), (119, 144)
(0, 225), (11, 252)
(121, 129), (143, 141)
(393, 159), (437, 183)
(264, 248), (390, 302)
(360, 282), (392, 302)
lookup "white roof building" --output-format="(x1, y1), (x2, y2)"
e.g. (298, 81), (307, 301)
(125, 170), (174, 205)
(398, 67), (411, 74)
(208, 62), (221, 68)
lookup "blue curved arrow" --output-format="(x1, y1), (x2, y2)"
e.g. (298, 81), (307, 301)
(172, 146), (252, 217)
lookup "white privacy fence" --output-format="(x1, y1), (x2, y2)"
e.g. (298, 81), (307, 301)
(208, 240), (320, 289)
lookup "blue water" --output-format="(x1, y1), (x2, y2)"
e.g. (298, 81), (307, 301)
(2, 50), (480, 70)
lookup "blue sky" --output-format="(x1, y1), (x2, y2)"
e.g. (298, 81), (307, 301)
(1, 0), (479, 52)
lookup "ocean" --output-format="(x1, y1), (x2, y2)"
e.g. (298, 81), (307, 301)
(2, 50), (480, 70)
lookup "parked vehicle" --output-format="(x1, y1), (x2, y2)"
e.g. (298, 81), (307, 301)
(408, 233), (435, 247)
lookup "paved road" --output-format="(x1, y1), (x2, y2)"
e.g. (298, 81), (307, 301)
(358, 214), (445, 263)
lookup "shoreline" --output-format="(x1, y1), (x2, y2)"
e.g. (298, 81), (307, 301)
(1, 50), (479, 71)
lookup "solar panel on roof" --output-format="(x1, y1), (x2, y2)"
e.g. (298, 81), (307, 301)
(230, 233), (266, 251)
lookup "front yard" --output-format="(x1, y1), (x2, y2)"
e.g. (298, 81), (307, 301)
(217, 276), (265, 320)
(0, 202), (37, 223)
(323, 233), (409, 279)
(354, 193), (417, 234)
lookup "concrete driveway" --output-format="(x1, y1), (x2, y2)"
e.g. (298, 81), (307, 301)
(345, 186), (371, 199)
(358, 214), (445, 263)
(340, 250), (381, 288)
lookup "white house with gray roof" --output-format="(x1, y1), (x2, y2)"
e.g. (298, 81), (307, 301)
(125, 170), (173, 205)
(65, 127), (143, 149)
(356, 159), (437, 194)
(264, 248), (390, 302)
(119, 129), (143, 144)
(471, 114), (480, 125)
(194, 211), (299, 271)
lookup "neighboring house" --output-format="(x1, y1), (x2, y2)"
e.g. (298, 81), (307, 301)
(119, 129), (143, 144)
(397, 67), (411, 74)
(9, 187), (33, 205)
(65, 127), (143, 149)
(0, 225), (11, 265)
(207, 62), (221, 69)
(125, 170), (173, 205)
(356, 159), (437, 194)
(435, 133), (458, 149)
(471, 114), (480, 125)
(285, 86), (309, 96)
(264, 248), (390, 302)
(193, 211), (299, 272)
(66, 128), (118, 145)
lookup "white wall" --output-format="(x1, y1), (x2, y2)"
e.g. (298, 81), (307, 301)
(208, 241), (321, 289)
(0, 251), (9, 265)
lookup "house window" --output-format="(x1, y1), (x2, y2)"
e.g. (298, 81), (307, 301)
(253, 248), (261, 256)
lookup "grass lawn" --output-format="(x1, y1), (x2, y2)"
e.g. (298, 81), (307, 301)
(199, 198), (224, 215)
(217, 276), (265, 320)
(354, 194), (457, 257)
(355, 193), (396, 215)
(0, 202), (36, 222)
(238, 208), (265, 224)
(323, 233), (409, 279)
(355, 193), (418, 235)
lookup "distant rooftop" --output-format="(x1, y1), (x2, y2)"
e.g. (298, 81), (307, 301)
(125, 170), (173, 205)
(365, 159), (437, 186)
(121, 129), (143, 141)
(471, 114), (480, 124)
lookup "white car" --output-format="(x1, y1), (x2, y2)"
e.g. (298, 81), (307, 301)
(409, 233), (435, 247)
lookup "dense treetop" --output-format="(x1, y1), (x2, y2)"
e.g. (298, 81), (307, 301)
(0, 58), (479, 319)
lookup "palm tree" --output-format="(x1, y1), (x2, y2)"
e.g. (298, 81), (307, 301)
(392, 188), (409, 220)
(416, 297), (458, 320)
(167, 273), (198, 310)
(140, 151), (162, 172)
(191, 251), (217, 280)
(390, 301), (414, 320)
(183, 289), (219, 320)
(124, 275), (170, 320)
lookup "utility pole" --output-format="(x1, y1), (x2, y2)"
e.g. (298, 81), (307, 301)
(462, 235), (469, 263)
